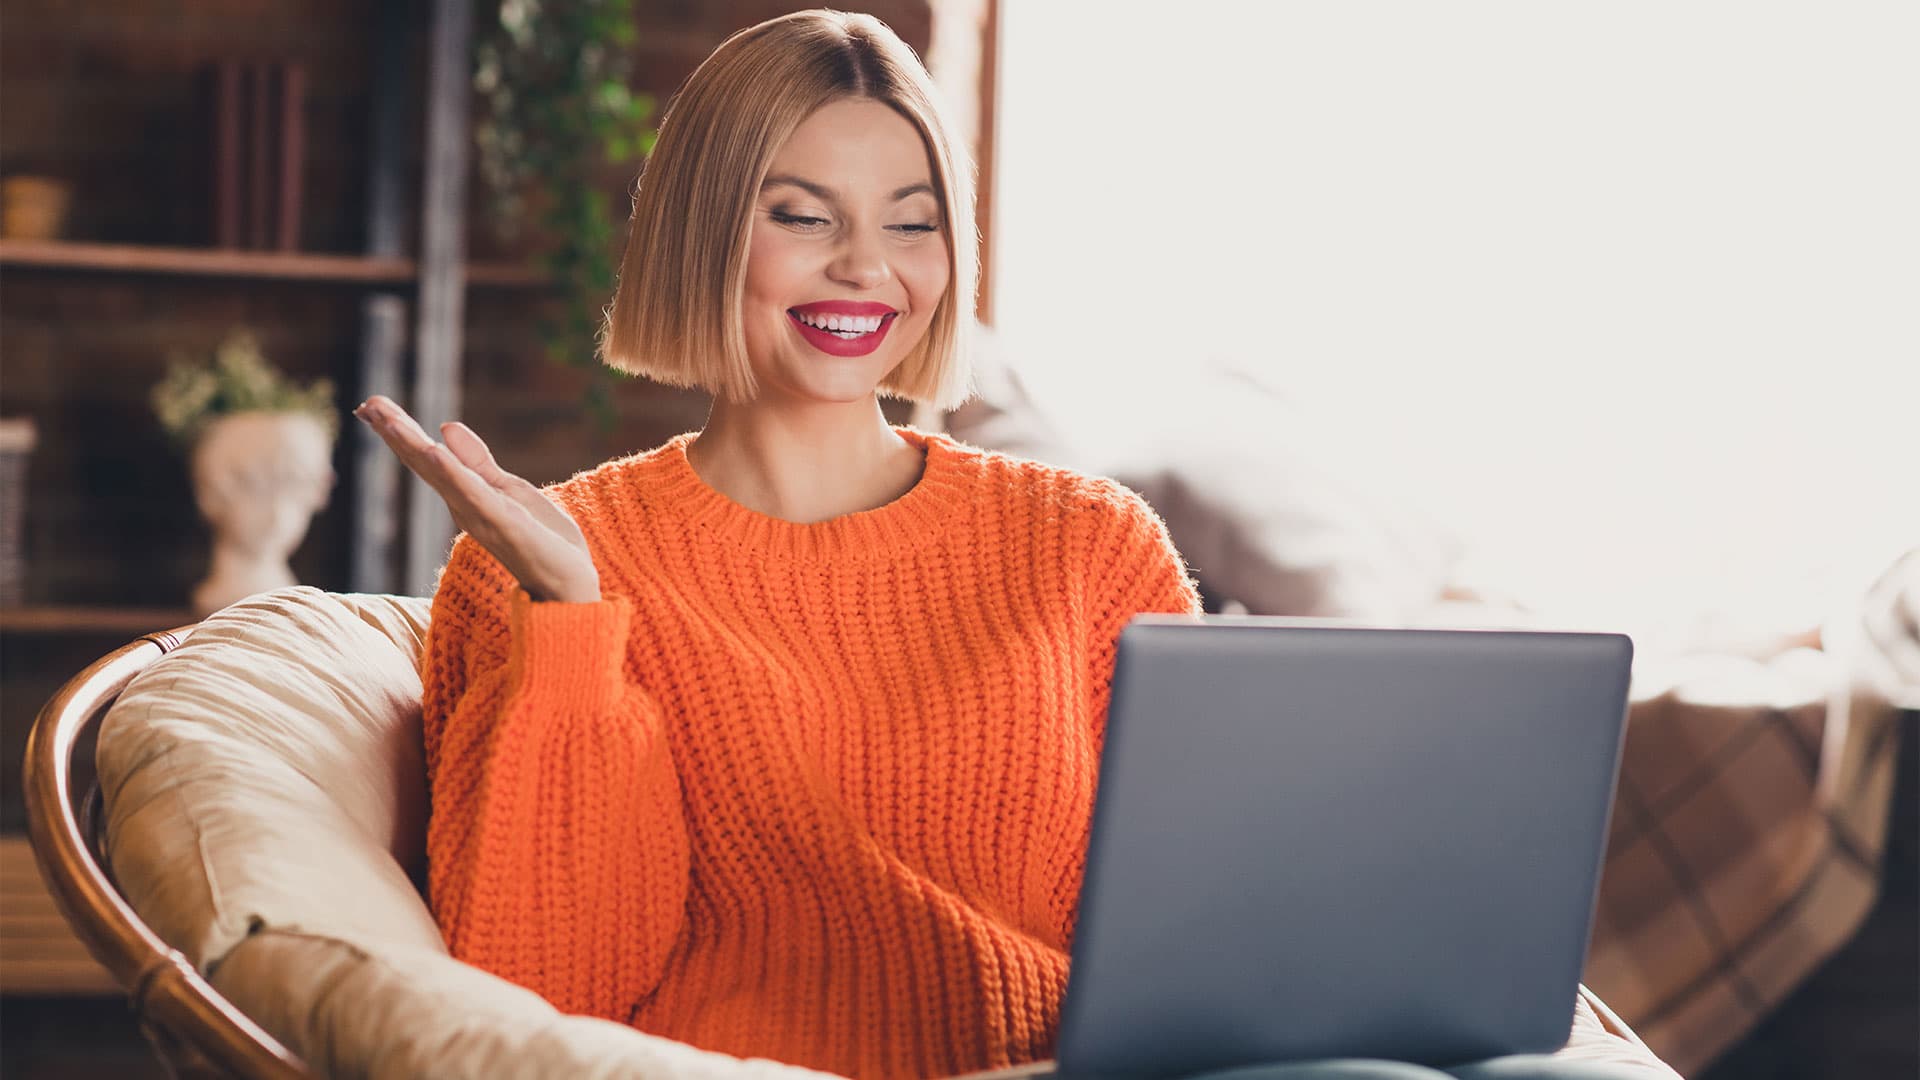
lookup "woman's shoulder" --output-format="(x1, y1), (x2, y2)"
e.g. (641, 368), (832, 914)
(935, 430), (1159, 530)
(527, 437), (686, 524)
(938, 434), (1187, 603)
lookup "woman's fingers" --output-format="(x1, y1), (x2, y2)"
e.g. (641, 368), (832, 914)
(356, 398), (580, 554)
(360, 401), (456, 490)
(354, 397), (597, 600)
(441, 420), (508, 484)
(357, 398), (507, 526)
(441, 420), (586, 542)
(358, 396), (438, 452)
(438, 420), (563, 535)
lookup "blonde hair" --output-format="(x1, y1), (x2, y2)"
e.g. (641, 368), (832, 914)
(600, 9), (977, 411)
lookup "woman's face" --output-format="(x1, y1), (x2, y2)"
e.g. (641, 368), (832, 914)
(741, 96), (952, 405)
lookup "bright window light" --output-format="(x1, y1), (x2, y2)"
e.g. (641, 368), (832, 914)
(993, 1), (1919, 642)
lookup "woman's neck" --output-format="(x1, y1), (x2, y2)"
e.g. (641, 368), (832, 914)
(685, 398), (926, 525)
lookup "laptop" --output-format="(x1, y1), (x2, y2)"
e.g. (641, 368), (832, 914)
(952, 614), (1633, 1079)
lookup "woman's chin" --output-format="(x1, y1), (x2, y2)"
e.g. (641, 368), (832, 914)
(770, 362), (893, 403)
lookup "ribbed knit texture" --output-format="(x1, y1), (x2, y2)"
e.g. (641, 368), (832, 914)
(421, 425), (1203, 1079)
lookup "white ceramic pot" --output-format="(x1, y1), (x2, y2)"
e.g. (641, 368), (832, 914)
(189, 410), (336, 616)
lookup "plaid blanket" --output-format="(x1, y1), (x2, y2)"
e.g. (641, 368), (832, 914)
(1582, 550), (1917, 1076)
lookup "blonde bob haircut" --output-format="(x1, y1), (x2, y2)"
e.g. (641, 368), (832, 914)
(600, 9), (978, 411)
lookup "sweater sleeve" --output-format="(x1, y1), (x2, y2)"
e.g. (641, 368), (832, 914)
(1051, 486), (1204, 945)
(1082, 486), (1206, 738)
(420, 533), (691, 1020)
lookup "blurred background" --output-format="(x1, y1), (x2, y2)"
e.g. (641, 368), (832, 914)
(1, 2), (1913, 1078)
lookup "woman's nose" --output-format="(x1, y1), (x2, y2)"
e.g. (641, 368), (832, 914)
(826, 231), (890, 290)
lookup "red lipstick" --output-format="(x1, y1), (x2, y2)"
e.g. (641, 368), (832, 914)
(791, 300), (897, 317)
(787, 300), (900, 358)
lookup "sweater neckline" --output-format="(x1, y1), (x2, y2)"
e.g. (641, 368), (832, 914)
(647, 425), (971, 562)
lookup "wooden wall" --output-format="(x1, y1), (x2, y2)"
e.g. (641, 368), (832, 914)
(0, 0), (939, 854)
(1, 0), (938, 613)
(4, 0), (388, 608)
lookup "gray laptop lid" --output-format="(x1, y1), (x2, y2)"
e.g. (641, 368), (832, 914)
(1055, 615), (1632, 1077)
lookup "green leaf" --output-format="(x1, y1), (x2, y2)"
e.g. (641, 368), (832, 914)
(471, 0), (663, 420)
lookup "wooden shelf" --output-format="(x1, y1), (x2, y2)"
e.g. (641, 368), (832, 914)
(0, 606), (197, 636)
(0, 835), (119, 996)
(0, 239), (546, 289)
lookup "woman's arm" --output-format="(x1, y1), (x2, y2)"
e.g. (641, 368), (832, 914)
(423, 534), (691, 1020)
(1049, 485), (1206, 945)
(1082, 485), (1207, 731)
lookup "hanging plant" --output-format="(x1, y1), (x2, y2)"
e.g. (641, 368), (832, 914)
(473, 0), (658, 434)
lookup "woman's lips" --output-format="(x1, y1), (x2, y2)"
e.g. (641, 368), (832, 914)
(788, 310), (898, 358)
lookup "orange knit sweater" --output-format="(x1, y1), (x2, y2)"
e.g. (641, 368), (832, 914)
(421, 424), (1203, 1079)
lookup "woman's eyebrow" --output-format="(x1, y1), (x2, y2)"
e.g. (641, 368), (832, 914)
(761, 174), (936, 202)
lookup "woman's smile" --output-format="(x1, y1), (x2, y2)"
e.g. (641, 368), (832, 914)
(787, 298), (901, 357)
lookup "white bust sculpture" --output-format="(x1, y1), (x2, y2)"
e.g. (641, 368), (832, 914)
(190, 410), (336, 616)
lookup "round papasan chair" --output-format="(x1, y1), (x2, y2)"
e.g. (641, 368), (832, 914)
(24, 585), (1678, 1079)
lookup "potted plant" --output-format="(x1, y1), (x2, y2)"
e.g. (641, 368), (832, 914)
(473, 0), (659, 433)
(151, 328), (339, 615)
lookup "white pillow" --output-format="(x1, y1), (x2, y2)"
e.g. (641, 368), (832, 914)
(946, 328), (1462, 618)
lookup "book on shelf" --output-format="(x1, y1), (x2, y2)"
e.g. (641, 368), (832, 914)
(203, 58), (306, 252)
(209, 60), (243, 248)
(275, 62), (306, 252)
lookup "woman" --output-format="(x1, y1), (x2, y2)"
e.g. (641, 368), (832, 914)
(358, 10), (1675, 1080)
(360, 10), (1189, 1075)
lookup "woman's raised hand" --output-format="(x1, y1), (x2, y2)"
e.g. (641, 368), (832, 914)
(355, 395), (601, 603)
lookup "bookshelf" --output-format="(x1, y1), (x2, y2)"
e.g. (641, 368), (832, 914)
(0, 836), (118, 995)
(0, 0), (493, 1008)
(0, 239), (546, 289)
(0, 606), (196, 636)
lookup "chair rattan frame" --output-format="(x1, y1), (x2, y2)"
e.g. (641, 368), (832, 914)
(22, 625), (312, 1080)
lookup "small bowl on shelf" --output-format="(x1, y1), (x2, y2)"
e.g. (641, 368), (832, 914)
(2, 175), (72, 241)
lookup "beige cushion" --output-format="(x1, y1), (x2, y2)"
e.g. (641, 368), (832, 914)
(211, 932), (829, 1080)
(98, 586), (829, 1079)
(100, 586), (441, 966)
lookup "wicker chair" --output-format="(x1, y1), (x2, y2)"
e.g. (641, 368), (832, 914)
(21, 587), (1666, 1079)
(23, 622), (309, 1079)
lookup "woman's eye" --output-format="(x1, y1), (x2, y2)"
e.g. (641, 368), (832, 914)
(768, 210), (938, 235)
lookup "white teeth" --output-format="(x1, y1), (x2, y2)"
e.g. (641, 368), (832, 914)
(796, 311), (886, 335)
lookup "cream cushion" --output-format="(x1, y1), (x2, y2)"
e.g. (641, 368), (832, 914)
(96, 585), (1672, 1078)
(98, 586), (828, 1079)
(101, 588), (438, 964)
(941, 327), (1462, 620)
